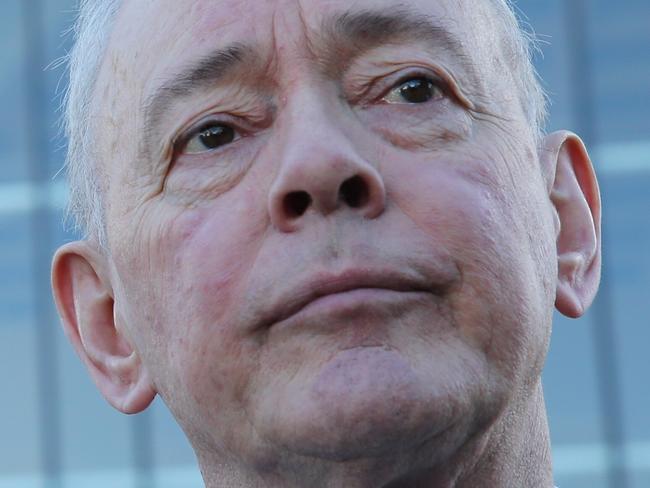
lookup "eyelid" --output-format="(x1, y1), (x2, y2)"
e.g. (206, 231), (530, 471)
(174, 116), (242, 155)
(355, 66), (474, 110)
(347, 67), (435, 102)
(380, 72), (447, 104)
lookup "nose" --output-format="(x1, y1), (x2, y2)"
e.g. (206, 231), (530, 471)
(268, 104), (386, 233)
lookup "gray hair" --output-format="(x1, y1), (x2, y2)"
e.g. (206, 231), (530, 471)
(489, 0), (548, 139)
(61, 0), (547, 246)
(61, 0), (122, 247)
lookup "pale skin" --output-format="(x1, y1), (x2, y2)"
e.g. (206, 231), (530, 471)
(51, 0), (601, 486)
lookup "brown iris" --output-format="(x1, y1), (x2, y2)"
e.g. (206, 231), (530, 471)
(398, 78), (437, 104)
(198, 125), (235, 150)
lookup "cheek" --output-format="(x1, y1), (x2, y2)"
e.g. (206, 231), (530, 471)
(161, 198), (263, 353)
(384, 152), (510, 250)
(384, 153), (547, 378)
(159, 204), (269, 445)
(113, 183), (269, 415)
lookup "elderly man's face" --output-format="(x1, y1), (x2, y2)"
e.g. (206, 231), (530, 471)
(74, 0), (594, 477)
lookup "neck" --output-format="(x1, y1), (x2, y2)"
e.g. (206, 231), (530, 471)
(198, 382), (554, 488)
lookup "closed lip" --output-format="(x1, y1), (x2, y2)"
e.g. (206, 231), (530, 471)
(258, 267), (441, 330)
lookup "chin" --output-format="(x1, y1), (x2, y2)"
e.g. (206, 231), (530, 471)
(255, 346), (493, 463)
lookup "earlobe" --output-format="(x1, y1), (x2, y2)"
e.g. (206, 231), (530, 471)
(51, 241), (156, 413)
(540, 131), (602, 318)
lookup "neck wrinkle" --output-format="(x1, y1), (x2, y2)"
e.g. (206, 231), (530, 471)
(199, 381), (553, 488)
(454, 381), (553, 488)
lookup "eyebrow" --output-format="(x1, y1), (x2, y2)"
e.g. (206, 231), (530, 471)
(318, 7), (471, 75)
(142, 43), (253, 153)
(140, 7), (473, 153)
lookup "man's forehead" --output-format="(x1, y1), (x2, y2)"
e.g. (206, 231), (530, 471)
(101, 0), (503, 155)
(118, 0), (475, 32)
(111, 0), (493, 77)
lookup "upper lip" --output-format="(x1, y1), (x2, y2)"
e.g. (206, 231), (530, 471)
(258, 267), (438, 329)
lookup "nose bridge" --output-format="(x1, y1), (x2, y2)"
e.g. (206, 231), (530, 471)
(267, 86), (386, 232)
(279, 85), (354, 173)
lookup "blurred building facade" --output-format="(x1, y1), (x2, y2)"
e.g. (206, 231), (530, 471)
(1, 0), (648, 487)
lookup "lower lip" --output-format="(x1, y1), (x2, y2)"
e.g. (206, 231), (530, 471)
(276, 288), (428, 328)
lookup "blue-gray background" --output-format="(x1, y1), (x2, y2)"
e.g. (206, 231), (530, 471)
(1, 0), (648, 486)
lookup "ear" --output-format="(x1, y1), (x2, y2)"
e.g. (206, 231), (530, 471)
(51, 241), (156, 414)
(540, 131), (602, 318)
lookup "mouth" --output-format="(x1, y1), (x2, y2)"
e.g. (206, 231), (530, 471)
(259, 267), (447, 330)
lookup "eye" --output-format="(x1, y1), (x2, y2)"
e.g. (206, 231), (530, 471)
(382, 76), (444, 104)
(183, 123), (237, 154)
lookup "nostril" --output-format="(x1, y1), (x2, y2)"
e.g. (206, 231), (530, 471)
(339, 175), (369, 209)
(283, 191), (312, 218)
